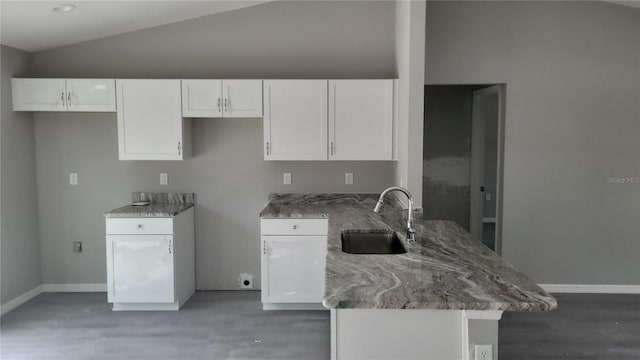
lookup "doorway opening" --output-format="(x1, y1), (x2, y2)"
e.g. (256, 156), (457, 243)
(422, 84), (505, 253)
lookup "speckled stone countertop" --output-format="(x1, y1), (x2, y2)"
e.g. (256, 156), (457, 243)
(260, 193), (557, 312)
(104, 192), (195, 217)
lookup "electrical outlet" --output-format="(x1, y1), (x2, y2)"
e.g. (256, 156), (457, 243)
(69, 173), (78, 185)
(160, 173), (168, 185)
(475, 344), (493, 360)
(239, 273), (254, 289)
(485, 192), (491, 201)
(73, 241), (82, 253)
(283, 172), (292, 185)
(345, 172), (354, 185)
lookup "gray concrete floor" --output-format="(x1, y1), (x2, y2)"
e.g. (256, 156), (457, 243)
(1, 292), (638, 359)
(500, 293), (640, 360)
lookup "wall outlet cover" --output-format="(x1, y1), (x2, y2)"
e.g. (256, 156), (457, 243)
(239, 273), (254, 289)
(160, 173), (168, 185)
(69, 173), (78, 186)
(474, 344), (493, 360)
(345, 172), (354, 185)
(283, 172), (292, 185)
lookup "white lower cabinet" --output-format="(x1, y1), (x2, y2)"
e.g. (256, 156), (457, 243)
(105, 208), (195, 311)
(261, 218), (328, 310)
(107, 235), (175, 303)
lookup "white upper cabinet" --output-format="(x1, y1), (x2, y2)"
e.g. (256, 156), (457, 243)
(263, 80), (328, 160)
(12, 78), (115, 112)
(66, 79), (116, 112)
(12, 78), (66, 111)
(328, 80), (394, 160)
(181, 79), (262, 118)
(116, 79), (185, 161)
(181, 80), (223, 118)
(223, 80), (263, 118)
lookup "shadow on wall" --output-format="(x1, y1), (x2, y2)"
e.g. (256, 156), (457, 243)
(422, 85), (476, 230)
(423, 156), (471, 228)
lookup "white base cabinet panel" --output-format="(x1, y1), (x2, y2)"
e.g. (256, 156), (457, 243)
(260, 218), (328, 310)
(107, 234), (175, 303)
(106, 208), (195, 311)
(331, 309), (502, 360)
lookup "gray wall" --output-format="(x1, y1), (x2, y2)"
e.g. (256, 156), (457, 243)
(423, 85), (475, 229)
(426, 1), (640, 284)
(29, 1), (397, 289)
(1, 45), (42, 304)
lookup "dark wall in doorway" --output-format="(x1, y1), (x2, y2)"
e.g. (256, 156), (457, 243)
(422, 85), (476, 229)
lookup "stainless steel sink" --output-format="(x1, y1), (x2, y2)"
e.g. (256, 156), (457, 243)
(341, 230), (407, 255)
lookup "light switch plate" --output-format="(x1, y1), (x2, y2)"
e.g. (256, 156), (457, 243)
(345, 172), (354, 185)
(283, 172), (292, 185)
(160, 173), (168, 185)
(69, 173), (78, 185)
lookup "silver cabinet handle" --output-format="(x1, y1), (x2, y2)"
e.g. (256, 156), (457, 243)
(330, 142), (335, 155)
(292, 225), (297, 230)
(67, 92), (72, 107)
(224, 98), (229, 113)
(168, 239), (172, 254)
(217, 97), (221, 112)
(61, 92), (65, 106)
(178, 142), (182, 156)
(266, 142), (270, 156)
(136, 224), (143, 229)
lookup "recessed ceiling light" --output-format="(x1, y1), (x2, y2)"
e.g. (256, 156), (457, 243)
(51, 4), (76, 13)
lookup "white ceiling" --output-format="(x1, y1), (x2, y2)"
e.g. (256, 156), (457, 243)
(607, 0), (640, 9)
(1, 1), (269, 52)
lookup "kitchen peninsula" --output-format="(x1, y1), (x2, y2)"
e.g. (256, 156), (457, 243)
(260, 193), (556, 360)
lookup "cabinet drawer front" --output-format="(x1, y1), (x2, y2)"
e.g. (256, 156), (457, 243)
(106, 218), (174, 235)
(261, 219), (328, 236)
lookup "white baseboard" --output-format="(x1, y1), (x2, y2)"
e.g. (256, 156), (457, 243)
(0, 285), (43, 316)
(41, 283), (107, 292)
(540, 284), (640, 294)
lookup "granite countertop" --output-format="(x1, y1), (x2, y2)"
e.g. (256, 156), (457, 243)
(104, 192), (195, 217)
(260, 193), (557, 312)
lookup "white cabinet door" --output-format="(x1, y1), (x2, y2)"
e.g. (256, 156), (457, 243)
(263, 80), (328, 160)
(328, 80), (394, 160)
(107, 235), (175, 303)
(261, 236), (327, 303)
(116, 79), (184, 160)
(66, 79), (116, 112)
(181, 79), (223, 118)
(223, 80), (263, 118)
(11, 78), (66, 111)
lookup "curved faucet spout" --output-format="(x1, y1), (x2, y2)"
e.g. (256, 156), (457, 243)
(373, 186), (416, 242)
